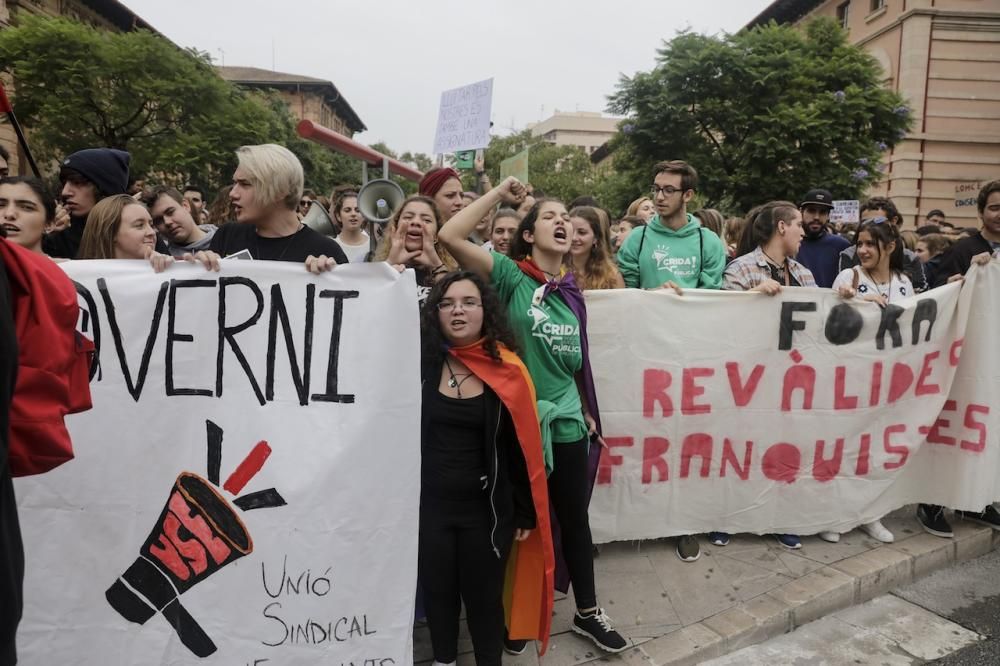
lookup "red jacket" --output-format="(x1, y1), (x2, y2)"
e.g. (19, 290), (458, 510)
(0, 239), (93, 476)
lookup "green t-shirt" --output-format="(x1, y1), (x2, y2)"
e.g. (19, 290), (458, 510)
(490, 252), (587, 443)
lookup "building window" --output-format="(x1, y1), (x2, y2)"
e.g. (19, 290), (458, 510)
(837, 2), (850, 29)
(869, 0), (884, 12)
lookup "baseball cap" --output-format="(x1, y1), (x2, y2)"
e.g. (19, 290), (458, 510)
(799, 188), (834, 209)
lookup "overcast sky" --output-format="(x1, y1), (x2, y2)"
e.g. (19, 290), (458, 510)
(125, 0), (773, 155)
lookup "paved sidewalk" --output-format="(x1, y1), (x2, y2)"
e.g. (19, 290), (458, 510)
(413, 507), (1000, 665)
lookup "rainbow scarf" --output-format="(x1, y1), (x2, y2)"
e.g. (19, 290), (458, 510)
(449, 340), (555, 654)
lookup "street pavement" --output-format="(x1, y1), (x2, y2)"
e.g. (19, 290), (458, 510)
(703, 546), (1000, 665)
(412, 507), (1000, 664)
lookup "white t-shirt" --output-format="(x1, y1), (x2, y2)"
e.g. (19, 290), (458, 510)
(833, 267), (913, 303)
(335, 233), (370, 263)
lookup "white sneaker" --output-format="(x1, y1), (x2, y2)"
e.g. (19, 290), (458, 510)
(861, 519), (894, 543)
(818, 531), (840, 543)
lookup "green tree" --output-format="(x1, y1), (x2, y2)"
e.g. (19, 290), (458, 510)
(476, 129), (598, 203)
(607, 18), (912, 214)
(0, 15), (359, 192)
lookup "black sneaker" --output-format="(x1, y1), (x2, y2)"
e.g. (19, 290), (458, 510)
(676, 535), (701, 562)
(917, 504), (953, 538)
(572, 608), (628, 653)
(503, 637), (528, 655)
(956, 504), (1000, 530)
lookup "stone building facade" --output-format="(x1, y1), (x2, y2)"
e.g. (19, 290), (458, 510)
(748, 0), (1000, 227)
(0, 0), (155, 175)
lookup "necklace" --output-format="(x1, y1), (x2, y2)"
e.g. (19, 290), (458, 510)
(861, 267), (892, 301)
(761, 249), (791, 286)
(443, 358), (474, 397)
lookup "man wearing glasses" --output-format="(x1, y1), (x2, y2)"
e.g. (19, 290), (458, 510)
(616, 160), (726, 294)
(837, 196), (927, 292)
(615, 160), (726, 565)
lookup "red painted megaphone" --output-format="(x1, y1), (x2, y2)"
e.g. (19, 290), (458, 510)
(106, 472), (253, 657)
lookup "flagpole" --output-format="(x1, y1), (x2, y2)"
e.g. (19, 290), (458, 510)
(0, 81), (41, 177)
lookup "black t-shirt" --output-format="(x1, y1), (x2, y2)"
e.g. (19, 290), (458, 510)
(209, 223), (348, 264)
(0, 252), (23, 665)
(422, 390), (487, 500)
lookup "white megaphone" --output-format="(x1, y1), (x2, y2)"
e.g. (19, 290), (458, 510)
(358, 178), (405, 225)
(301, 201), (338, 237)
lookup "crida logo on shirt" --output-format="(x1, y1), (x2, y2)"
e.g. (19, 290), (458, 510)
(527, 304), (580, 354)
(652, 244), (697, 275)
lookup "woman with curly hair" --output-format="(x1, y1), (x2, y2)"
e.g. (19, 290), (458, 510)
(438, 178), (627, 655)
(419, 270), (553, 666)
(567, 206), (624, 290)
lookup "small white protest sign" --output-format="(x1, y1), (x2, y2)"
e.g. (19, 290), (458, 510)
(830, 199), (860, 224)
(432, 78), (493, 154)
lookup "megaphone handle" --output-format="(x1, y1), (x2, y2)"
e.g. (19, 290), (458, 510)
(161, 598), (218, 657)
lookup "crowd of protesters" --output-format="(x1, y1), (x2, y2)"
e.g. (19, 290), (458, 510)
(1, 139), (999, 666)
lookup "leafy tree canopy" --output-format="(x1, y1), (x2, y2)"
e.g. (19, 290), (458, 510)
(607, 18), (912, 214)
(0, 16), (365, 194)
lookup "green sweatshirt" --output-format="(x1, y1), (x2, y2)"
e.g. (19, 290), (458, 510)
(616, 213), (726, 289)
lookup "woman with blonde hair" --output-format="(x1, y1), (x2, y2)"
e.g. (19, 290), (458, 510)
(568, 206), (624, 290)
(78, 194), (218, 272)
(626, 196), (655, 222)
(373, 194), (456, 303)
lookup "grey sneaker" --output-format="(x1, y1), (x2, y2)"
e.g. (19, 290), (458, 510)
(676, 535), (700, 562)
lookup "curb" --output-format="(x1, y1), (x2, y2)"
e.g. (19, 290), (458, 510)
(620, 525), (1000, 665)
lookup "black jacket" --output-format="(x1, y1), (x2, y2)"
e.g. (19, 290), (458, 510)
(42, 216), (86, 259)
(932, 231), (993, 288)
(421, 360), (536, 556)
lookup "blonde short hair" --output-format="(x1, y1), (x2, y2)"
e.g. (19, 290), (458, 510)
(235, 144), (304, 210)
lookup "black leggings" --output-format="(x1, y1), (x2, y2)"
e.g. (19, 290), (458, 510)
(549, 439), (597, 610)
(418, 498), (511, 666)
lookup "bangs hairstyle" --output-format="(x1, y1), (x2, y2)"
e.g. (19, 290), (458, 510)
(235, 144), (304, 210)
(139, 184), (185, 211)
(860, 196), (900, 224)
(568, 206), (620, 290)
(420, 270), (520, 374)
(490, 207), (519, 233)
(0, 176), (57, 222)
(372, 194), (456, 269)
(978, 179), (1000, 215)
(737, 201), (799, 257)
(508, 197), (563, 261)
(856, 218), (905, 275)
(652, 160), (698, 192)
(78, 194), (144, 259)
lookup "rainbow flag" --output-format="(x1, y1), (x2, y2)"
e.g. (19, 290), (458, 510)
(450, 340), (555, 654)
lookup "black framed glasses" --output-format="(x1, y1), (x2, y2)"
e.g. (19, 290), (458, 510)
(437, 298), (483, 311)
(651, 185), (686, 197)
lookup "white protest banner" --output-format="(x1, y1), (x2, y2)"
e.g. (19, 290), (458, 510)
(830, 199), (859, 224)
(15, 261), (421, 666)
(586, 263), (1000, 542)
(432, 78), (493, 154)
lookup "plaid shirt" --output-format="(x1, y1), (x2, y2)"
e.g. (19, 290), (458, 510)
(723, 246), (817, 291)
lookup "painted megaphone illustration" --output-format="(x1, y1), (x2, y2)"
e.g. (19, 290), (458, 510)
(106, 421), (286, 657)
